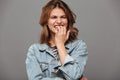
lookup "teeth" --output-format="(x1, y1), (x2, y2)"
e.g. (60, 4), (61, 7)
(54, 25), (64, 28)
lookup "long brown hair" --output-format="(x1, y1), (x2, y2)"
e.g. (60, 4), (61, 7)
(39, 0), (79, 45)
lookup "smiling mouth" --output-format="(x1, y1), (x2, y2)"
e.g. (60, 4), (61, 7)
(54, 25), (64, 28)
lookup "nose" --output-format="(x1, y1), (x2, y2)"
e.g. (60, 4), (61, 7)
(56, 18), (62, 24)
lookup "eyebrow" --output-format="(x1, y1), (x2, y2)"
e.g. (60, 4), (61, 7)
(50, 15), (66, 17)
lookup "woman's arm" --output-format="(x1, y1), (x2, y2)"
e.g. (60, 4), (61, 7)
(54, 26), (70, 65)
(57, 40), (88, 80)
(53, 26), (88, 80)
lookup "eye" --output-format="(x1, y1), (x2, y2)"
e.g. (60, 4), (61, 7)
(50, 16), (57, 19)
(61, 16), (67, 19)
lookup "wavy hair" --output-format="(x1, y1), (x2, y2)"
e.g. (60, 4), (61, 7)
(39, 0), (79, 45)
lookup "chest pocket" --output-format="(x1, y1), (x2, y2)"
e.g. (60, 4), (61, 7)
(40, 62), (48, 72)
(39, 62), (50, 77)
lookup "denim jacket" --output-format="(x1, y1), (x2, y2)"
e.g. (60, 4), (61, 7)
(25, 39), (88, 80)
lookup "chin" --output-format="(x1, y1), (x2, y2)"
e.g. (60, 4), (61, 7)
(50, 30), (56, 34)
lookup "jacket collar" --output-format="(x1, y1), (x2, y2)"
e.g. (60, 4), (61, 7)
(38, 44), (49, 51)
(39, 42), (72, 51)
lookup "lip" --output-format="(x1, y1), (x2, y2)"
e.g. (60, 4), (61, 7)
(54, 25), (64, 28)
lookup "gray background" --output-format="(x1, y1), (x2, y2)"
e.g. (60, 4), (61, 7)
(0, 0), (120, 80)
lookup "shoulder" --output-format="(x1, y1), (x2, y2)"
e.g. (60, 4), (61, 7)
(69, 39), (87, 48)
(72, 39), (86, 45)
(66, 39), (87, 52)
(28, 43), (49, 51)
(73, 39), (87, 49)
(28, 43), (40, 50)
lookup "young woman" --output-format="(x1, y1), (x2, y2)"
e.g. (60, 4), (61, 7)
(25, 0), (88, 80)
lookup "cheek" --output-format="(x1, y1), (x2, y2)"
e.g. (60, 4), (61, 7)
(48, 20), (55, 27)
(63, 19), (68, 23)
(47, 21), (55, 31)
(64, 20), (68, 26)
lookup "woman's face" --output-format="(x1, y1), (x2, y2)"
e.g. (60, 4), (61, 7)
(48, 7), (68, 33)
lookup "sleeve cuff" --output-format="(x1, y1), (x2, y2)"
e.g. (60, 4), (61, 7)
(53, 54), (74, 72)
(63, 54), (74, 66)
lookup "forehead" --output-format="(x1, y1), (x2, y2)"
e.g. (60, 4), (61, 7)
(50, 8), (66, 16)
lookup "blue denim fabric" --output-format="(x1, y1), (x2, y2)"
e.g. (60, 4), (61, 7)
(25, 39), (88, 80)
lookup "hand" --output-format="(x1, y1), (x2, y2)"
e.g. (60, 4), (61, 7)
(80, 76), (87, 80)
(54, 26), (70, 46)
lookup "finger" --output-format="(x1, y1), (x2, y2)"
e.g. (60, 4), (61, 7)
(66, 29), (70, 40)
(62, 26), (66, 34)
(61, 26), (65, 34)
(63, 26), (66, 34)
(59, 26), (62, 34)
(56, 26), (60, 33)
(59, 26), (63, 34)
(54, 26), (58, 33)
(55, 26), (58, 31)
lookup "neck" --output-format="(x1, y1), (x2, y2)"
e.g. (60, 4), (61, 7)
(49, 33), (56, 47)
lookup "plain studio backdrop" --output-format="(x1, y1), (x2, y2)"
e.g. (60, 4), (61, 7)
(0, 0), (120, 80)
